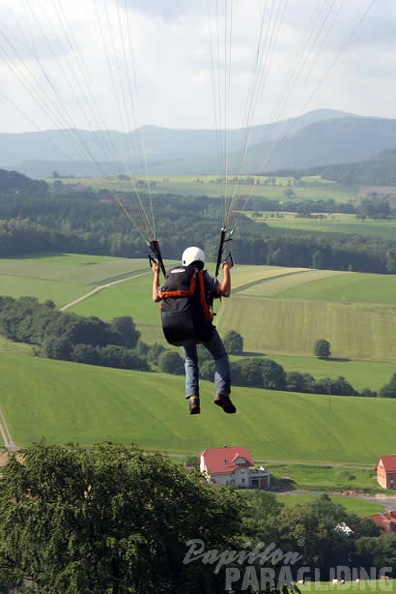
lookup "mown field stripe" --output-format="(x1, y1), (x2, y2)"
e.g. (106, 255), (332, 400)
(232, 269), (311, 294)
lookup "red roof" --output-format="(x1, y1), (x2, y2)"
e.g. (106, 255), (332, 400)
(370, 511), (396, 532)
(378, 455), (396, 472)
(200, 446), (253, 475)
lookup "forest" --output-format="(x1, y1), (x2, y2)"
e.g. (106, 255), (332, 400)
(1, 177), (396, 273)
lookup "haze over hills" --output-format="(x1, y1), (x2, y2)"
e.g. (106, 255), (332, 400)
(1, 108), (395, 178)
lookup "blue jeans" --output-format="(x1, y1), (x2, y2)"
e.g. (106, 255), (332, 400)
(181, 329), (231, 398)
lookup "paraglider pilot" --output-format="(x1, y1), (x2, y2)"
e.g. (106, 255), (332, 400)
(152, 246), (236, 415)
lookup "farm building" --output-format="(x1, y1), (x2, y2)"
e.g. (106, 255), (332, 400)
(370, 511), (396, 533)
(376, 455), (396, 489)
(199, 445), (270, 489)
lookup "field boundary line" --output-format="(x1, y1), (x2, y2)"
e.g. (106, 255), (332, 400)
(60, 270), (150, 311)
(232, 269), (311, 295)
(0, 409), (19, 452)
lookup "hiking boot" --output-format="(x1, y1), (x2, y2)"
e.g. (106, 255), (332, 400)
(214, 392), (236, 414)
(188, 395), (200, 415)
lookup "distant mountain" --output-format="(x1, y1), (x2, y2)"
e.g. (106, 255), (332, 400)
(1, 109), (395, 178)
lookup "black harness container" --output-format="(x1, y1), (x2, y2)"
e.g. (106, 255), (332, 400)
(160, 266), (214, 346)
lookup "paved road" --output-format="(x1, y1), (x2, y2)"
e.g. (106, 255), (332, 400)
(0, 409), (19, 452)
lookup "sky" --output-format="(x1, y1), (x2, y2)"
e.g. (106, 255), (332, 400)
(0, 0), (394, 134)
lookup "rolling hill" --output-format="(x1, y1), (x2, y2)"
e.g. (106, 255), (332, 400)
(1, 253), (396, 463)
(2, 109), (396, 178)
(1, 350), (396, 466)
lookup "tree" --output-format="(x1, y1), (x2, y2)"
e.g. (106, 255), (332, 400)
(268, 494), (374, 581)
(283, 187), (295, 199)
(354, 533), (396, 573)
(199, 359), (215, 381)
(0, 442), (248, 593)
(158, 350), (184, 375)
(286, 371), (316, 393)
(261, 359), (286, 389)
(314, 338), (331, 358)
(97, 345), (150, 371)
(223, 330), (244, 354)
(231, 358), (286, 390)
(110, 316), (140, 349)
(147, 342), (166, 365)
(379, 373), (396, 398)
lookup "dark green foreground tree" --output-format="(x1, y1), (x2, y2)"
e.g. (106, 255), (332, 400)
(0, 442), (246, 594)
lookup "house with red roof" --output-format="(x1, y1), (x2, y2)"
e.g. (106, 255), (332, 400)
(376, 455), (396, 489)
(370, 511), (396, 533)
(199, 445), (270, 489)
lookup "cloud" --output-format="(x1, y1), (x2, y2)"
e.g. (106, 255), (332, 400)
(0, 0), (395, 134)
(119, 0), (206, 21)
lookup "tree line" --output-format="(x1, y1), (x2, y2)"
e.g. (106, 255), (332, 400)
(0, 441), (393, 593)
(2, 296), (396, 398)
(1, 185), (396, 272)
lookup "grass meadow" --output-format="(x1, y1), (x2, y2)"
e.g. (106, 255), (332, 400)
(216, 266), (396, 362)
(267, 463), (377, 493)
(275, 494), (385, 516)
(2, 253), (396, 383)
(2, 252), (396, 500)
(2, 351), (396, 469)
(46, 174), (357, 203)
(261, 355), (396, 393)
(0, 254), (149, 307)
(254, 212), (396, 241)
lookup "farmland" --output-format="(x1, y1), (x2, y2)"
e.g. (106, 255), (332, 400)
(1, 254), (396, 462)
(259, 212), (396, 241)
(2, 253), (396, 372)
(0, 254), (150, 308)
(2, 350), (396, 468)
(46, 173), (357, 202)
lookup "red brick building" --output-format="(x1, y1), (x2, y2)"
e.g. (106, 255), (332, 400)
(376, 455), (396, 489)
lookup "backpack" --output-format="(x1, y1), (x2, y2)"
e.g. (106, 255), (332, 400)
(159, 265), (215, 346)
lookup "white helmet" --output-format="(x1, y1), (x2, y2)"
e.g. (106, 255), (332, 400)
(182, 246), (205, 267)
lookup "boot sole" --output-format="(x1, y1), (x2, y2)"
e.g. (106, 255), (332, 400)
(214, 398), (236, 414)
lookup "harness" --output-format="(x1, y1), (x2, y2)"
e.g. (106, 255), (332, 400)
(159, 266), (215, 346)
(160, 268), (213, 322)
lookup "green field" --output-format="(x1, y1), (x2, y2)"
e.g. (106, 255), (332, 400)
(2, 253), (396, 474)
(46, 174), (357, 203)
(0, 254), (149, 307)
(2, 253), (396, 379)
(2, 351), (396, 467)
(262, 354), (396, 392)
(255, 212), (396, 240)
(267, 463), (377, 492)
(276, 494), (385, 516)
(217, 264), (396, 362)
